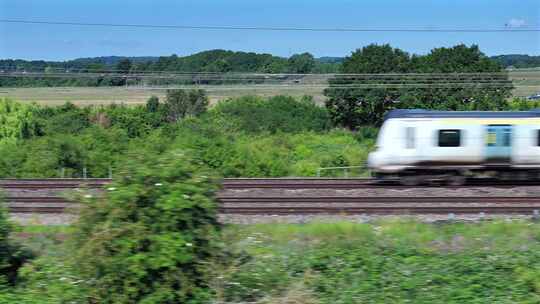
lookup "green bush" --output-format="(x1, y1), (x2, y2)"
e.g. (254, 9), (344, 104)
(209, 95), (331, 134)
(165, 89), (209, 122)
(71, 150), (223, 303)
(171, 123), (370, 177)
(0, 194), (33, 286)
(221, 221), (540, 303)
(506, 97), (540, 110)
(0, 97), (373, 178)
(0, 98), (41, 143)
(33, 102), (90, 135)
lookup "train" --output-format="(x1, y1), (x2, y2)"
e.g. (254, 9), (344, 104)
(367, 109), (540, 185)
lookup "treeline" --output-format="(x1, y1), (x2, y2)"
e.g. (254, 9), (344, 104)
(7, 45), (539, 88)
(325, 44), (514, 127)
(491, 54), (540, 69)
(0, 50), (339, 87)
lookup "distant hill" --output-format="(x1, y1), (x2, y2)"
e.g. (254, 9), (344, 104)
(3, 50), (538, 75)
(316, 56), (345, 64)
(490, 54), (540, 68)
(0, 49), (341, 74)
(70, 56), (158, 66)
(137, 49), (289, 73)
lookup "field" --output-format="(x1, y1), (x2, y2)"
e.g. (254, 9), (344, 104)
(0, 85), (327, 106)
(509, 68), (540, 97)
(8, 220), (540, 303)
(2, 69), (538, 106)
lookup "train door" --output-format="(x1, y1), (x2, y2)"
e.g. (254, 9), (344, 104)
(400, 126), (417, 165)
(484, 125), (512, 163)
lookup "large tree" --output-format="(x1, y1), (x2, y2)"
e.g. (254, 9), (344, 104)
(324, 44), (513, 128)
(324, 44), (411, 127)
(288, 53), (316, 73)
(165, 89), (209, 122)
(115, 59), (132, 74)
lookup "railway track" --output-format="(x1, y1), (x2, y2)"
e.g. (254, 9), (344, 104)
(0, 178), (110, 189)
(5, 195), (540, 215)
(2, 177), (540, 189)
(3, 178), (540, 215)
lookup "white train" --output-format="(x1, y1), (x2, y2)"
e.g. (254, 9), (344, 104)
(367, 109), (540, 185)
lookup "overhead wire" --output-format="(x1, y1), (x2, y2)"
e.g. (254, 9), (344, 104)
(1, 19), (539, 32)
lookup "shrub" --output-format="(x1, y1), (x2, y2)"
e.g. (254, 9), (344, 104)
(505, 97), (540, 110)
(33, 102), (90, 135)
(0, 194), (33, 286)
(209, 95), (331, 134)
(146, 96), (160, 113)
(165, 89), (209, 122)
(0, 98), (41, 143)
(71, 150), (223, 303)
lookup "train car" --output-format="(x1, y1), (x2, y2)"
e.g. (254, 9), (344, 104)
(367, 109), (540, 185)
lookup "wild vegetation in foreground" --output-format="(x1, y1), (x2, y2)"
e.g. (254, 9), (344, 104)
(3, 220), (540, 303)
(0, 92), (538, 179)
(0, 94), (375, 178)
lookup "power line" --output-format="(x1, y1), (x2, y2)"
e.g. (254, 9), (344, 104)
(1, 19), (539, 32)
(0, 69), (537, 77)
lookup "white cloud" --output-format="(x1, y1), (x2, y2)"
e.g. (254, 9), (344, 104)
(506, 18), (527, 28)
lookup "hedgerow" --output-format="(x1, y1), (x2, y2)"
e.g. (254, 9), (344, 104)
(70, 150), (223, 303)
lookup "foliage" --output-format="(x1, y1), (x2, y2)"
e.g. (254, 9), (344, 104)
(220, 220), (540, 303)
(0, 226), (89, 303)
(165, 89), (209, 122)
(0, 95), (367, 179)
(0, 50), (341, 87)
(0, 99), (40, 143)
(491, 54), (540, 68)
(288, 53), (316, 73)
(0, 194), (33, 286)
(506, 97), (540, 110)
(116, 59), (132, 74)
(70, 150), (223, 303)
(209, 95), (331, 134)
(171, 122), (372, 177)
(33, 102), (91, 135)
(325, 44), (513, 128)
(4, 219), (540, 303)
(146, 95), (160, 113)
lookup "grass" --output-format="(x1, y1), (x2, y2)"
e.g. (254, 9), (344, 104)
(7, 220), (540, 303)
(0, 85), (326, 106)
(1, 69), (538, 106)
(218, 220), (540, 303)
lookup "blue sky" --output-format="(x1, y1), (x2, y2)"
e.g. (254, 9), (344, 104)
(0, 0), (539, 61)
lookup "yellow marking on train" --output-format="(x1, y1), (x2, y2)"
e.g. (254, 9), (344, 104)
(486, 133), (497, 145)
(440, 118), (540, 125)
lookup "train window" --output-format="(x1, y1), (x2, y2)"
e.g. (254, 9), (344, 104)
(502, 129), (511, 147)
(438, 130), (461, 147)
(486, 128), (496, 146)
(537, 130), (540, 146)
(405, 127), (415, 149)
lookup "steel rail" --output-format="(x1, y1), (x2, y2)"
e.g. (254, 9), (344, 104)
(6, 195), (540, 215)
(2, 178), (540, 189)
(218, 206), (540, 215)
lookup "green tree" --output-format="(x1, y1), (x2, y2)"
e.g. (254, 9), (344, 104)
(209, 95), (331, 134)
(324, 44), (512, 128)
(146, 96), (160, 113)
(165, 89), (209, 122)
(341, 44), (410, 74)
(324, 44), (410, 127)
(288, 53), (316, 73)
(71, 150), (222, 303)
(0, 98), (41, 142)
(116, 59), (132, 74)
